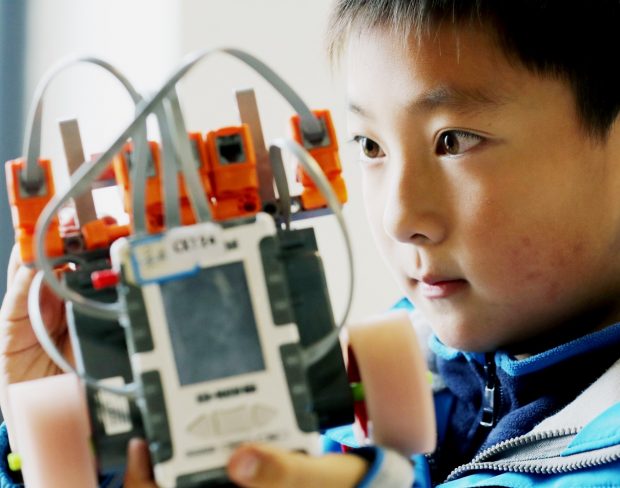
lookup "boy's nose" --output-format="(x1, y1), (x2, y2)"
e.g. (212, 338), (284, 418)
(382, 160), (447, 245)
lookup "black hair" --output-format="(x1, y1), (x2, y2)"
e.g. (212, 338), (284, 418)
(327, 0), (620, 139)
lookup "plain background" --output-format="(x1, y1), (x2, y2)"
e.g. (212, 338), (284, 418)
(14, 0), (402, 322)
(0, 1), (26, 298)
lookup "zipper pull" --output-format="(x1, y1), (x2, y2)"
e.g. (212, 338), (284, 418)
(480, 352), (497, 428)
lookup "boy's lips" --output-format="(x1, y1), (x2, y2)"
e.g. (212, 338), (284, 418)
(411, 275), (468, 299)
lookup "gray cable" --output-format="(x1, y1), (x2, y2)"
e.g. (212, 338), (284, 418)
(26, 49), (351, 398)
(155, 102), (182, 229)
(269, 139), (355, 367)
(28, 271), (137, 398)
(20, 55), (150, 235)
(165, 89), (212, 223)
(34, 48), (327, 320)
(27, 49), (354, 400)
(23, 57), (146, 319)
(220, 49), (324, 143)
(22, 56), (142, 191)
(35, 120), (146, 319)
(129, 111), (150, 236)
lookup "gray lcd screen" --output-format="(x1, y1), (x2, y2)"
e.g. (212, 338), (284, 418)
(160, 262), (265, 385)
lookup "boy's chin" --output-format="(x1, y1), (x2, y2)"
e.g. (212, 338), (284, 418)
(432, 325), (508, 354)
(411, 300), (532, 353)
(434, 325), (550, 356)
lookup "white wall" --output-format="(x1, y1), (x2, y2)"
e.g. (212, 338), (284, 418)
(26, 0), (401, 322)
(26, 0), (182, 220)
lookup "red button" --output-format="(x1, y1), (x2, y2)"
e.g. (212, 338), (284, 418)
(91, 269), (119, 289)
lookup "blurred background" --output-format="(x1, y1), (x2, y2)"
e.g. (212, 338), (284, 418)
(0, 0), (401, 323)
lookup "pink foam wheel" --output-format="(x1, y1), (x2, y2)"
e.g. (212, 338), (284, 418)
(347, 309), (436, 456)
(8, 374), (98, 487)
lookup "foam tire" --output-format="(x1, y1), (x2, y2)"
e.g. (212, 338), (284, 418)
(8, 373), (98, 488)
(347, 309), (436, 456)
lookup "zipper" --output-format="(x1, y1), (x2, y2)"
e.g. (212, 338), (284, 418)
(425, 353), (501, 483)
(443, 426), (620, 482)
(480, 352), (498, 428)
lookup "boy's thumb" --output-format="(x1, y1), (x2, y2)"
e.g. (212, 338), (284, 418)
(125, 438), (157, 487)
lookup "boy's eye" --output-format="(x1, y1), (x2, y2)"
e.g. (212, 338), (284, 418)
(436, 130), (483, 156)
(353, 136), (385, 160)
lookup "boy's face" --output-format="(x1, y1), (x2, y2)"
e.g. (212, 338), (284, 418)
(346, 26), (620, 352)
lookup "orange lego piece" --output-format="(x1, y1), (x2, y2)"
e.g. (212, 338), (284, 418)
(5, 158), (63, 264)
(112, 140), (166, 233)
(205, 124), (261, 221)
(290, 110), (348, 210)
(299, 174), (348, 212)
(81, 218), (130, 250)
(113, 135), (219, 233)
(95, 162), (116, 185)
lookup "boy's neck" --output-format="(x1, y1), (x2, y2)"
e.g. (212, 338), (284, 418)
(506, 299), (620, 359)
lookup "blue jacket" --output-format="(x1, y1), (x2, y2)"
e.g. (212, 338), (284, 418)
(325, 303), (620, 487)
(429, 362), (620, 487)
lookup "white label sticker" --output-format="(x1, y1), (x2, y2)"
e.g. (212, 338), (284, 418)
(131, 223), (225, 283)
(96, 377), (133, 436)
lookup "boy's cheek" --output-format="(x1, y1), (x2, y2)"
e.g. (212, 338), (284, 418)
(360, 186), (391, 250)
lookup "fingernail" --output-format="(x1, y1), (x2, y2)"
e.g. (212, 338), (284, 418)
(234, 453), (260, 481)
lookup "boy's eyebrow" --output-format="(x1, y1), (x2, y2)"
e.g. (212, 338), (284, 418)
(411, 85), (509, 113)
(348, 84), (510, 119)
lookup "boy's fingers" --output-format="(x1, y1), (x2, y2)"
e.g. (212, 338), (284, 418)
(0, 264), (35, 323)
(227, 443), (368, 488)
(1, 253), (64, 333)
(6, 245), (21, 286)
(124, 438), (158, 487)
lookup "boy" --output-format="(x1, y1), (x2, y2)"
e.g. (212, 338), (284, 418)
(2, 0), (620, 486)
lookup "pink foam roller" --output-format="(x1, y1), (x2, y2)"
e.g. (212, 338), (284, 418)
(9, 374), (98, 488)
(348, 309), (436, 456)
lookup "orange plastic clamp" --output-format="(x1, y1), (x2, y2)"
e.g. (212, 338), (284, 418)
(114, 136), (220, 232)
(205, 124), (260, 221)
(112, 141), (166, 234)
(5, 158), (63, 264)
(81, 219), (130, 250)
(290, 110), (348, 210)
(96, 162), (117, 185)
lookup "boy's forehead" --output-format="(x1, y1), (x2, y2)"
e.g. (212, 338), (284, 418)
(348, 84), (510, 120)
(345, 25), (520, 116)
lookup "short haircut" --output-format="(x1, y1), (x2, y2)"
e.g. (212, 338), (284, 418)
(328, 0), (620, 139)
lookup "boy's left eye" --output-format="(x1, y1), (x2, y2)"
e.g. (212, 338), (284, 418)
(436, 130), (483, 156)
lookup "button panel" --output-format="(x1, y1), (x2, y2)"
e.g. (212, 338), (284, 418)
(280, 343), (317, 432)
(141, 371), (173, 463)
(252, 404), (277, 427)
(260, 236), (295, 325)
(187, 403), (279, 440)
(214, 406), (252, 435)
(186, 414), (214, 439)
(121, 277), (154, 353)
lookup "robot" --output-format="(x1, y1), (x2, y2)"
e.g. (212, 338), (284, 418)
(4, 49), (436, 487)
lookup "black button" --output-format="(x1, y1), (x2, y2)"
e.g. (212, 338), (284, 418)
(197, 393), (212, 403)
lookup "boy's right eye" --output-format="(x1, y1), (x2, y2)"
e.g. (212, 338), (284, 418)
(353, 136), (386, 160)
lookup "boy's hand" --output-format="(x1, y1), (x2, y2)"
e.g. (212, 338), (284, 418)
(125, 439), (368, 488)
(227, 443), (368, 487)
(0, 246), (74, 434)
(124, 439), (157, 487)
